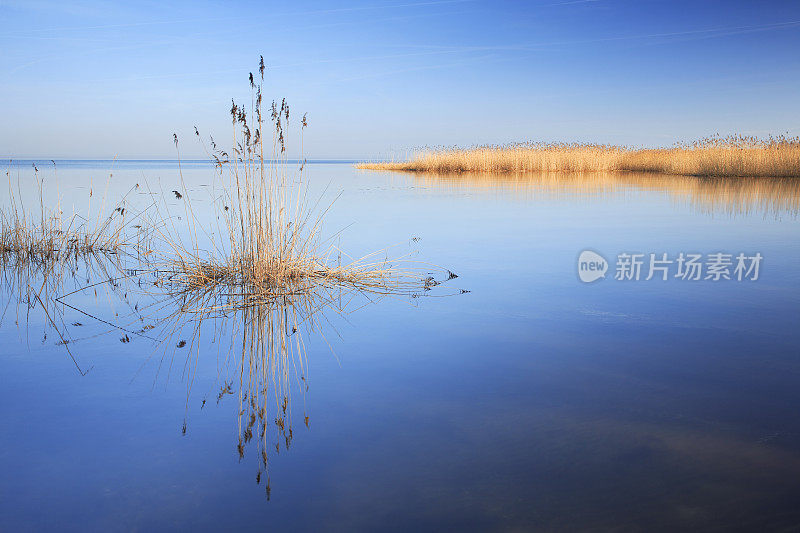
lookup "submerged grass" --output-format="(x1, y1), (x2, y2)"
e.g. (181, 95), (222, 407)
(356, 135), (800, 178)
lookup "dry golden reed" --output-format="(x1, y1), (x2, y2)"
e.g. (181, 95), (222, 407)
(145, 60), (434, 308)
(357, 134), (800, 178)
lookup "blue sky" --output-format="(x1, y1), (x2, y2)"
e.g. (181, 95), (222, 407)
(2, 0), (800, 159)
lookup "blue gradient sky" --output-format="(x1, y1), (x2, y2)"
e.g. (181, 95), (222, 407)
(2, 0), (800, 159)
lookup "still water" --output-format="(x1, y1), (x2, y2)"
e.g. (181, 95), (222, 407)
(1, 161), (800, 531)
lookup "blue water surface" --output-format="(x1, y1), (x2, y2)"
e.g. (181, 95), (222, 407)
(1, 161), (799, 531)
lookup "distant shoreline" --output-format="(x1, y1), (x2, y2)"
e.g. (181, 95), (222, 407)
(3, 159), (358, 166)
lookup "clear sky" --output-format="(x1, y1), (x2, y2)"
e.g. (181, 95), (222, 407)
(2, 0), (800, 159)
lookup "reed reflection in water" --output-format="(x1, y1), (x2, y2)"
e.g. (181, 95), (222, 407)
(405, 171), (800, 217)
(0, 242), (458, 499)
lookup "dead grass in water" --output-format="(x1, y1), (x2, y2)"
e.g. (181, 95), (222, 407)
(1, 163), (142, 265)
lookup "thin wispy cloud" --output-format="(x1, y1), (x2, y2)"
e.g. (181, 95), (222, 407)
(2, 0), (476, 36)
(384, 19), (800, 52)
(543, 0), (600, 6)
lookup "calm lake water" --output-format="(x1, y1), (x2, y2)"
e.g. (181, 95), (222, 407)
(2, 160), (800, 531)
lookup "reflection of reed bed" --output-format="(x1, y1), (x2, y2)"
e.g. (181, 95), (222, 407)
(357, 135), (800, 178)
(144, 279), (360, 499)
(60, 256), (422, 499)
(0, 249), (134, 375)
(407, 171), (800, 217)
(626, 175), (800, 216)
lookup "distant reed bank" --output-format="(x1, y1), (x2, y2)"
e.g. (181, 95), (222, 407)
(356, 135), (800, 177)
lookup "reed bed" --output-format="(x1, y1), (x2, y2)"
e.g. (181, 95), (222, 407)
(1, 165), (143, 267)
(356, 135), (800, 178)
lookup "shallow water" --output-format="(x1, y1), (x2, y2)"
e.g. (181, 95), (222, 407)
(2, 160), (800, 531)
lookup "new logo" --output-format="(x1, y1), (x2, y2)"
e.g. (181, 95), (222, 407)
(578, 250), (608, 283)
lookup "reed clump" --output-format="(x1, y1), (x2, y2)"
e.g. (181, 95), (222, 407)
(149, 58), (436, 309)
(356, 134), (800, 178)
